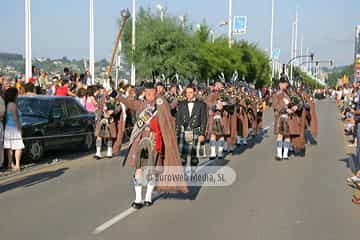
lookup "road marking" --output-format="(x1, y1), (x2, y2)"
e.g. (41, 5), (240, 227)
(93, 207), (137, 235)
(92, 158), (216, 235)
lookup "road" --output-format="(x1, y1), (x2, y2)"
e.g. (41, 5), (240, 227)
(0, 99), (358, 240)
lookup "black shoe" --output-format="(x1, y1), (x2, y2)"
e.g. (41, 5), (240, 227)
(131, 202), (143, 209)
(209, 157), (217, 161)
(94, 155), (102, 160)
(144, 201), (153, 207)
(105, 155), (113, 159)
(282, 157), (289, 160)
(191, 158), (199, 166)
(275, 156), (282, 161)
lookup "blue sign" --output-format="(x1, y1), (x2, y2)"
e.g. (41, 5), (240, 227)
(233, 16), (247, 34)
(272, 49), (281, 60)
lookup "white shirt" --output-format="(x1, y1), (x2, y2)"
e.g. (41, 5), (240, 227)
(187, 98), (195, 117)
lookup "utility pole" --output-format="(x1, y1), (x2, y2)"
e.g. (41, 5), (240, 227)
(290, 22), (295, 84)
(131, 0), (136, 86)
(294, 8), (299, 66)
(25, 0), (32, 82)
(270, 0), (275, 78)
(228, 0), (232, 48)
(89, 0), (95, 84)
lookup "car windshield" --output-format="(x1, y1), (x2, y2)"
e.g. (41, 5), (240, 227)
(18, 98), (51, 118)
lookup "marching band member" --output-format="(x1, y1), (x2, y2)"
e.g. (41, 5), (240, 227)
(117, 81), (187, 209)
(176, 84), (207, 167)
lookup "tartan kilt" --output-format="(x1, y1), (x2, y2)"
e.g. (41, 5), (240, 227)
(178, 127), (202, 161)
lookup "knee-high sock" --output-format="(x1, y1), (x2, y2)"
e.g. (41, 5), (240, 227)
(283, 140), (291, 158)
(96, 139), (102, 157)
(107, 140), (113, 157)
(276, 141), (283, 158)
(134, 177), (143, 203)
(145, 175), (155, 203)
(210, 140), (216, 157)
(218, 139), (225, 157)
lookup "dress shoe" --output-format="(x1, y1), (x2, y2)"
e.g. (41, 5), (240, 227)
(144, 201), (153, 207)
(131, 202), (143, 209)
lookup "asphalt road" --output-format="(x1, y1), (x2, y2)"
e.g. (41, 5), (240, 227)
(0, 99), (358, 240)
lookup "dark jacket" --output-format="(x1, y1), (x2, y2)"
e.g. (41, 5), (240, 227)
(176, 99), (207, 136)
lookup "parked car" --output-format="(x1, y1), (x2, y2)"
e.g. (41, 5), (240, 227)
(18, 96), (95, 162)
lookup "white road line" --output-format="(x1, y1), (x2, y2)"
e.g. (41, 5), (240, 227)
(93, 159), (216, 235)
(93, 207), (137, 235)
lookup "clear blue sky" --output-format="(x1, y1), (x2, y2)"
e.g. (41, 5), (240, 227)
(1, 0), (359, 66)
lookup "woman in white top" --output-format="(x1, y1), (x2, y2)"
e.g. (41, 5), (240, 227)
(4, 87), (24, 171)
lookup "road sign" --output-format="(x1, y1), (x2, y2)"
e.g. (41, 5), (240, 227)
(272, 49), (281, 60)
(233, 16), (247, 35)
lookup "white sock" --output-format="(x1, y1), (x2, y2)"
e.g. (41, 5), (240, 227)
(210, 146), (216, 157)
(277, 147), (283, 158)
(134, 186), (142, 203)
(96, 139), (102, 157)
(96, 147), (101, 156)
(283, 148), (289, 158)
(218, 146), (224, 157)
(224, 142), (228, 152)
(145, 183), (155, 202)
(243, 139), (248, 145)
(107, 147), (112, 157)
(237, 136), (242, 145)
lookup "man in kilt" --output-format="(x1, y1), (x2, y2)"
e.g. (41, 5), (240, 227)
(118, 81), (187, 209)
(176, 84), (207, 167)
(272, 76), (300, 160)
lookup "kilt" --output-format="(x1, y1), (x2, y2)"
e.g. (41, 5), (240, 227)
(95, 118), (117, 139)
(178, 127), (205, 162)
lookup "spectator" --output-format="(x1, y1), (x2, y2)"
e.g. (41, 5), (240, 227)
(24, 83), (36, 96)
(76, 88), (87, 106)
(4, 87), (24, 171)
(55, 80), (76, 97)
(38, 70), (48, 89)
(63, 67), (71, 81)
(0, 94), (5, 168)
(83, 87), (97, 113)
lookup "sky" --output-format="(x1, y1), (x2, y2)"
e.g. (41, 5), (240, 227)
(0, 0), (359, 66)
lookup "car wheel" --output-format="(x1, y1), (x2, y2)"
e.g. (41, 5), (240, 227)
(27, 140), (44, 162)
(83, 132), (94, 151)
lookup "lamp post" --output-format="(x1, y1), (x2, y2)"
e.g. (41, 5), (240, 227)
(25, 0), (32, 82)
(89, 0), (95, 84)
(228, 0), (232, 48)
(270, 0), (275, 78)
(131, 0), (136, 86)
(179, 15), (185, 29)
(156, 4), (165, 22)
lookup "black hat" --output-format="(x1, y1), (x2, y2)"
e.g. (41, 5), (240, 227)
(279, 76), (289, 84)
(143, 81), (155, 89)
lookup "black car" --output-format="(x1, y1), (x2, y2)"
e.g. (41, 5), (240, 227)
(18, 96), (95, 162)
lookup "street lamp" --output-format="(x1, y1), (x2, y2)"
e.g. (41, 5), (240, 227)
(270, 0), (275, 79)
(89, 0), (95, 84)
(209, 30), (215, 44)
(156, 4), (165, 22)
(131, 0), (136, 86)
(179, 15), (185, 29)
(25, 0), (32, 82)
(228, 0), (233, 48)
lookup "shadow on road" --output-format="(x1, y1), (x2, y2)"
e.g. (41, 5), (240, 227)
(339, 154), (357, 174)
(0, 168), (68, 194)
(154, 159), (230, 202)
